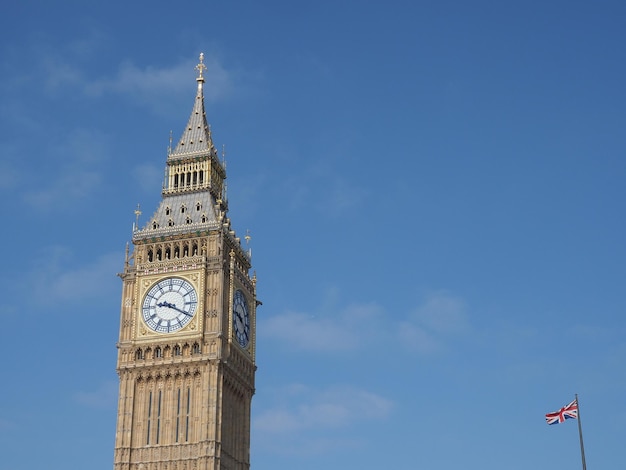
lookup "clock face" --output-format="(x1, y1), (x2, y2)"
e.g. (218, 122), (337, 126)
(142, 278), (198, 333)
(233, 289), (250, 347)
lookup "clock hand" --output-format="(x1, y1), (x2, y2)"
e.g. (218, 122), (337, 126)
(170, 304), (193, 316)
(157, 301), (175, 308)
(178, 307), (192, 316)
(156, 301), (192, 316)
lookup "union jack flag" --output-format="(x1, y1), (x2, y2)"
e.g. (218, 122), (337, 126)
(545, 399), (578, 425)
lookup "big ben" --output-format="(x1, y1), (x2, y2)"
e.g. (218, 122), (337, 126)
(114, 53), (257, 470)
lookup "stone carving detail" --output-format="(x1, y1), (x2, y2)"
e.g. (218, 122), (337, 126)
(114, 59), (255, 470)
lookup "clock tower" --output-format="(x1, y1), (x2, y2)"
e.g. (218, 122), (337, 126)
(114, 54), (257, 470)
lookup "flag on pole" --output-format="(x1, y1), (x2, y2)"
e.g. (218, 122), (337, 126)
(545, 399), (578, 425)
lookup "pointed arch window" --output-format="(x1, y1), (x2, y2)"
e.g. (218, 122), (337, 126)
(173, 345), (181, 356)
(156, 389), (162, 444)
(168, 219), (175, 227)
(185, 387), (191, 441)
(196, 202), (202, 211)
(146, 390), (153, 445)
(165, 207), (171, 216)
(175, 388), (181, 442)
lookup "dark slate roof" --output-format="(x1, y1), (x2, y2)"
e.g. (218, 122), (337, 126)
(133, 191), (220, 241)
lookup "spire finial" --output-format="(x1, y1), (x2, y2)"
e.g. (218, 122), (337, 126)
(195, 52), (207, 81)
(245, 230), (252, 259)
(134, 203), (142, 231)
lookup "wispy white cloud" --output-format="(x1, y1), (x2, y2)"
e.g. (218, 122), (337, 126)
(33, 30), (107, 93)
(396, 323), (443, 354)
(27, 249), (122, 306)
(397, 290), (470, 354)
(31, 46), (233, 114)
(263, 290), (471, 355)
(260, 302), (384, 352)
(87, 54), (232, 105)
(413, 290), (469, 334)
(42, 55), (84, 92)
(22, 128), (110, 209)
(278, 170), (366, 217)
(253, 384), (392, 455)
(254, 384), (392, 434)
(24, 169), (101, 208)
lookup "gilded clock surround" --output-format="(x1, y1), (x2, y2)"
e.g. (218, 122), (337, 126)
(139, 274), (201, 336)
(114, 53), (258, 470)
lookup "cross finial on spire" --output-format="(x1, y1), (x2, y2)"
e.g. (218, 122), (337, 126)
(195, 52), (207, 80)
(133, 203), (142, 232)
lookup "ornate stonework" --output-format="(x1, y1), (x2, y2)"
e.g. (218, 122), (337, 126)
(114, 54), (257, 470)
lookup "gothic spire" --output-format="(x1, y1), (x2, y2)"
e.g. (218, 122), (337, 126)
(169, 52), (216, 160)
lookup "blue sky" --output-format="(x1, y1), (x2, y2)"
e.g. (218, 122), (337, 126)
(1, 0), (625, 468)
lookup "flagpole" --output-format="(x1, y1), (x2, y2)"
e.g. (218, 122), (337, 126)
(575, 394), (587, 470)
